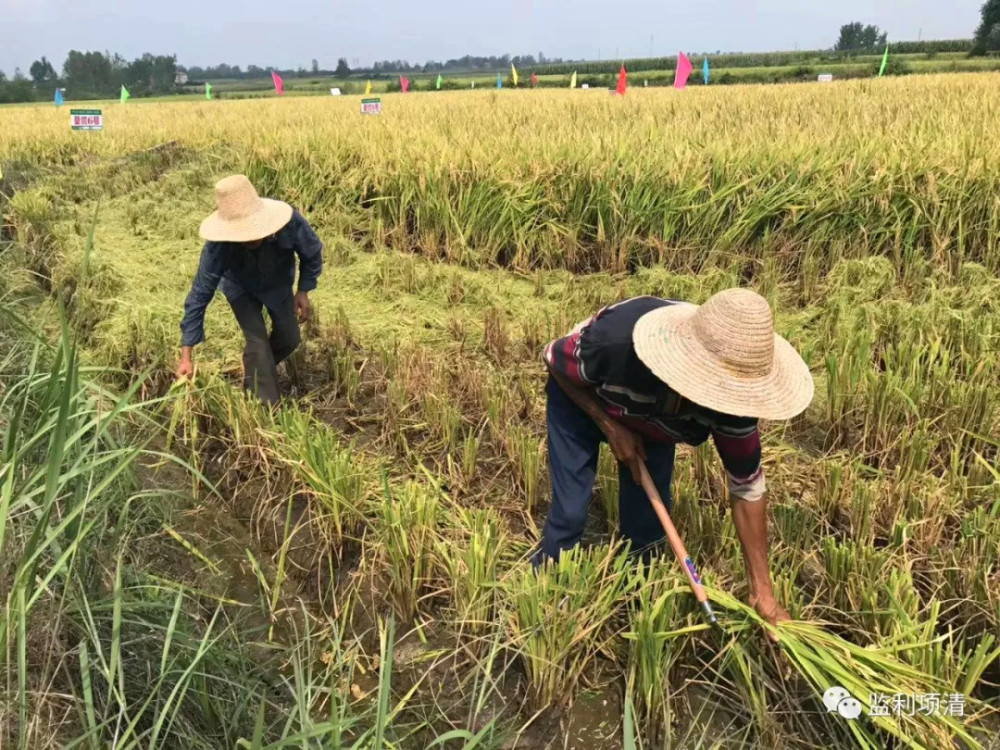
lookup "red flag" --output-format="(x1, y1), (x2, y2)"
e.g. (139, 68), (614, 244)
(400, 75), (410, 93)
(271, 71), (284, 95)
(674, 52), (693, 89)
(616, 64), (627, 95)
(531, 72), (538, 88)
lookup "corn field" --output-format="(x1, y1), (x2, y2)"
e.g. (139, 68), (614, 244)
(1, 74), (999, 749)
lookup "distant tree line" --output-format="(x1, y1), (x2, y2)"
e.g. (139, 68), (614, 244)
(0, 49), (177, 103)
(534, 39), (973, 77)
(182, 57), (352, 81)
(174, 38), (978, 84)
(369, 53), (560, 73)
(0, 25), (989, 105)
(182, 53), (563, 80)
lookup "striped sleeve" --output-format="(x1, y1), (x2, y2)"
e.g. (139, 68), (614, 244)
(542, 315), (597, 387)
(711, 420), (766, 502)
(543, 331), (591, 386)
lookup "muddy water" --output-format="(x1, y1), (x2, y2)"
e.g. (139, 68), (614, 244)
(561, 688), (623, 750)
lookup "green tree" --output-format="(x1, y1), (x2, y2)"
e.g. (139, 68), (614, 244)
(123, 54), (178, 95)
(972, 0), (1000, 55)
(335, 57), (351, 77)
(61, 50), (174, 97)
(0, 71), (34, 103)
(63, 50), (114, 92)
(311, 58), (319, 74)
(835, 22), (888, 53)
(29, 57), (57, 84)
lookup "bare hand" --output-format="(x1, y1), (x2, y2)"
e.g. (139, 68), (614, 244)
(176, 357), (194, 380)
(750, 592), (790, 643)
(602, 421), (647, 483)
(294, 292), (310, 322)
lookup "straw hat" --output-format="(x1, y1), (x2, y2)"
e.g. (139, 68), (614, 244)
(199, 175), (293, 243)
(632, 289), (814, 420)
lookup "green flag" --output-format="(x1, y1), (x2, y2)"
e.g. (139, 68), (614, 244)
(120, 85), (130, 103)
(569, 71), (577, 89)
(878, 45), (889, 77)
(436, 74), (443, 90)
(205, 82), (212, 100)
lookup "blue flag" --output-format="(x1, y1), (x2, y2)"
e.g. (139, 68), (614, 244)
(497, 73), (503, 89)
(703, 58), (710, 85)
(54, 89), (64, 107)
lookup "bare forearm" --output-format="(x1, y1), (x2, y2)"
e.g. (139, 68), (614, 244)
(731, 494), (775, 597)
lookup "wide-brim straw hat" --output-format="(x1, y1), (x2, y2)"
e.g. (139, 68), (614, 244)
(199, 174), (293, 243)
(632, 289), (814, 420)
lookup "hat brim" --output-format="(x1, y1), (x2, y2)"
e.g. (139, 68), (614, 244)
(632, 304), (814, 421)
(198, 198), (293, 243)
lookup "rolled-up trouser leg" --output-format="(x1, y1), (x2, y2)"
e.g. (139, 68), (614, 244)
(228, 293), (281, 406)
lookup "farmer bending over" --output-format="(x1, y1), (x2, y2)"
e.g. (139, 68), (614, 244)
(537, 290), (813, 628)
(177, 175), (323, 405)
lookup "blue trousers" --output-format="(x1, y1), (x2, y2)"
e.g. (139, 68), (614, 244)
(538, 375), (674, 562)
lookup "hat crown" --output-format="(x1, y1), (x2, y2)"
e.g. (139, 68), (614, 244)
(691, 289), (775, 379)
(214, 175), (261, 221)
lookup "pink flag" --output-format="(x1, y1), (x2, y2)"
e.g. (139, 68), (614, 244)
(674, 52), (692, 90)
(271, 71), (284, 95)
(400, 75), (410, 93)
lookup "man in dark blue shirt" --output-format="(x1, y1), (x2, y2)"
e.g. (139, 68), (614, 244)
(178, 175), (323, 405)
(539, 289), (815, 634)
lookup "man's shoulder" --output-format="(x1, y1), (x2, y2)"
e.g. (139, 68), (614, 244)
(591, 296), (675, 332)
(605, 296), (678, 315)
(201, 240), (231, 256)
(278, 208), (304, 233)
(286, 208), (319, 231)
(277, 208), (321, 246)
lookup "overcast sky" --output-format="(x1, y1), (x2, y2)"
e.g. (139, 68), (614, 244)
(1, 0), (985, 74)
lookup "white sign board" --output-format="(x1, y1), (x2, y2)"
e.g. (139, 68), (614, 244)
(581, 83), (589, 89)
(361, 97), (382, 115)
(70, 109), (103, 131)
(330, 88), (342, 96)
(818, 74), (834, 83)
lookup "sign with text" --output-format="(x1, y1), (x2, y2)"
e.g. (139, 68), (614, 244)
(70, 109), (103, 131)
(361, 98), (382, 115)
(818, 74), (834, 83)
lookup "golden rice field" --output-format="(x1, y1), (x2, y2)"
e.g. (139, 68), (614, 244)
(1, 74), (999, 749)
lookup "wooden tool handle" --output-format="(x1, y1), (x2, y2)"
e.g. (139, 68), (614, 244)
(637, 460), (718, 625)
